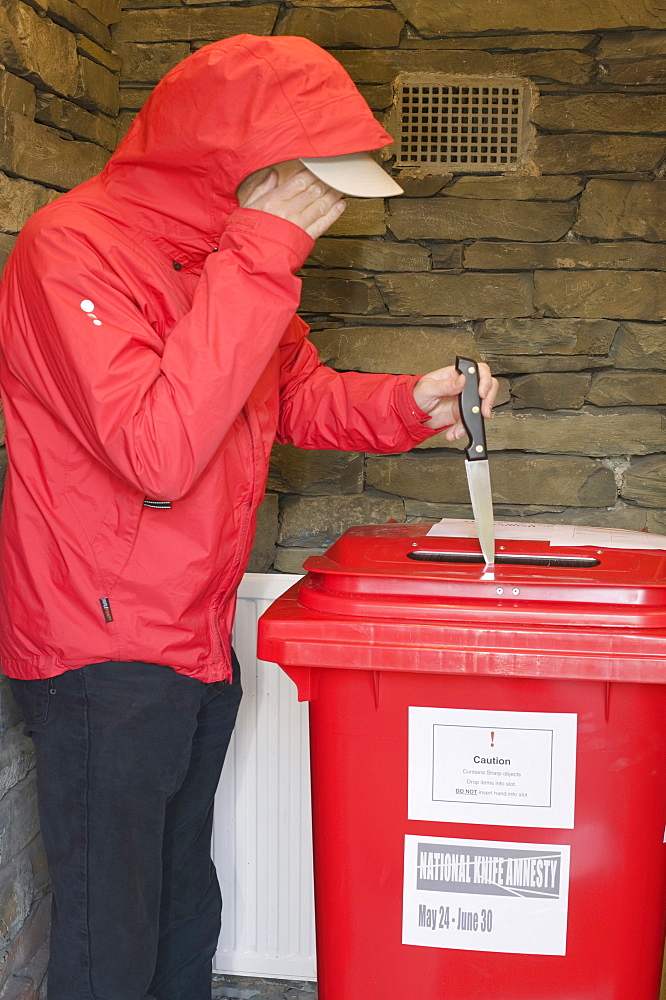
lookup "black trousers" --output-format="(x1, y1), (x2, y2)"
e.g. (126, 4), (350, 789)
(9, 658), (242, 1000)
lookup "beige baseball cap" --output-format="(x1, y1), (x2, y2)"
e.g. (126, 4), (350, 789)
(299, 152), (403, 198)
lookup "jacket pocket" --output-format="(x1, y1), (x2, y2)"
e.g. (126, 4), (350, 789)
(65, 487), (143, 597)
(8, 678), (52, 736)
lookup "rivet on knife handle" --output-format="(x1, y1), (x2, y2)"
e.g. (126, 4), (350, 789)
(455, 357), (488, 461)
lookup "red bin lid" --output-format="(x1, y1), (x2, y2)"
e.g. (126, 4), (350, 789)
(298, 524), (666, 629)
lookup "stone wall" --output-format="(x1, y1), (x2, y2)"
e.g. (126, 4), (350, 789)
(115, 1), (666, 573)
(0, 1), (120, 993)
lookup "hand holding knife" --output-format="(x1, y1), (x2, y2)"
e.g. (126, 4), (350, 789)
(455, 357), (496, 566)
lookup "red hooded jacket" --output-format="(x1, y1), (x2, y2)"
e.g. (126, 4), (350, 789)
(0, 35), (434, 683)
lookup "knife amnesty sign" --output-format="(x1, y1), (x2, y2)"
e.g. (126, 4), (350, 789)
(402, 835), (571, 955)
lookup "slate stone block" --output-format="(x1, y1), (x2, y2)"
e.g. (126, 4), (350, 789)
(278, 7), (404, 47)
(366, 452), (617, 506)
(279, 494), (405, 547)
(622, 456), (666, 507)
(575, 180), (666, 241)
(534, 270), (666, 321)
(391, 0), (666, 33)
(310, 324), (477, 374)
(377, 273), (534, 319)
(389, 198), (577, 242)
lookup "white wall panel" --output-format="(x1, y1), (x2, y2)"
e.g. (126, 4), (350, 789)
(213, 574), (315, 981)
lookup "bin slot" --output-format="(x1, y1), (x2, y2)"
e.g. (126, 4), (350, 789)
(407, 551), (600, 568)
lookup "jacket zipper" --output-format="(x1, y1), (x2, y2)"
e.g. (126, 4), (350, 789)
(209, 408), (256, 661)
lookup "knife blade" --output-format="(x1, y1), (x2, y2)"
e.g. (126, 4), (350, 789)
(455, 357), (495, 565)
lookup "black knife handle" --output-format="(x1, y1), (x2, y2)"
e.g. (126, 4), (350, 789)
(455, 357), (488, 462)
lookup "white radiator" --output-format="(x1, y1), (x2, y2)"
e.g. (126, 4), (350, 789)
(212, 573), (316, 981)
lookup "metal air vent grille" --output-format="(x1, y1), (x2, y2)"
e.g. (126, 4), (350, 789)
(396, 76), (529, 172)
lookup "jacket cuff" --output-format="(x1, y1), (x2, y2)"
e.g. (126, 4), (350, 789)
(224, 207), (315, 271)
(395, 374), (447, 442)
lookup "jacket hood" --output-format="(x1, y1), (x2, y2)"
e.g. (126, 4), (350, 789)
(102, 35), (394, 252)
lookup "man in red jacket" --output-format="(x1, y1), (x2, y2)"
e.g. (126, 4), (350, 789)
(0, 35), (497, 1000)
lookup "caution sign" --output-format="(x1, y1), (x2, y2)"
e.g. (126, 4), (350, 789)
(408, 707), (577, 829)
(402, 835), (570, 955)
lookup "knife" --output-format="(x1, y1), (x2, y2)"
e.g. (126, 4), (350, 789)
(455, 357), (495, 565)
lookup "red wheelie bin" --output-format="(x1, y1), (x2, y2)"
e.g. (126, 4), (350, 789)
(257, 523), (666, 1000)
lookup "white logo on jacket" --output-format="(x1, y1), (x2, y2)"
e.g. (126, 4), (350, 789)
(80, 300), (102, 326)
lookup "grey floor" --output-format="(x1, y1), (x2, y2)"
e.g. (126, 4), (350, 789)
(213, 975), (317, 1000)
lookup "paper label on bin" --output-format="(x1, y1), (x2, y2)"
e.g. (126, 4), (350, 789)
(426, 517), (666, 550)
(402, 834), (570, 955)
(408, 707), (577, 829)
